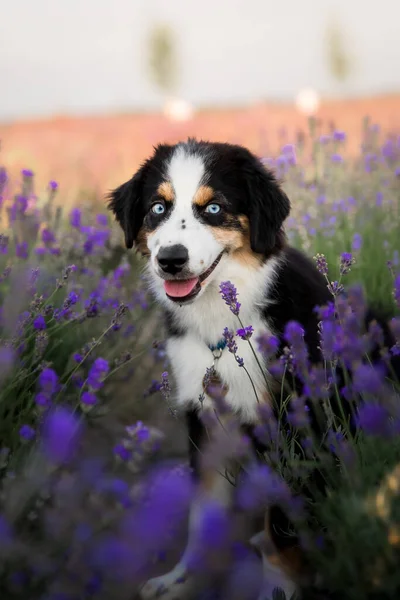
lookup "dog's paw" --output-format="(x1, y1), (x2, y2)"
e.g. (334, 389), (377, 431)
(139, 564), (196, 600)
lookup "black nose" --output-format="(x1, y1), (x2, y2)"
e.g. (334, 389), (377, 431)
(157, 244), (189, 275)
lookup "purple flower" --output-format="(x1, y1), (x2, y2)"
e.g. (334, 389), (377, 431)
(287, 395), (311, 428)
(87, 358), (109, 390)
(21, 168), (34, 178)
(35, 392), (51, 408)
(41, 228), (56, 245)
(19, 424), (35, 441)
(70, 207), (81, 228)
(160, 371), (171, 400)
(63, 291), (79, 310)
(313, 253), (328, 275)
(113, 443), (131, 461)
(223, 328), (238, 354)
(352, 233), (363, 251)
(331, 153), (343, 163)
(96, 214), (108, 226)
(356, 403), (391, 437)
(39, 368), (59, 395)
(73, 352), (83, 363)
(256, 332), (279, 358)
(333, 130), (346, 142)
(196, 500), (230, 550)
(16, 242), (28, 259)
(81, 391), (97, 406)
(320, 320), (337, 361)
(319, 135), (331, 145)
(353, 364), (385, 396)
(236, 326), (254, 340)
(219, 281), (241, 316)
(340, 252), (355, 275)
(394, 274), (400, 309)
(237, 464), (292, 512)
(49, 180), (58, 190)
(284, 321), (308, 373)
(42, 406), (82, 464)
(33, 315), (46, 330)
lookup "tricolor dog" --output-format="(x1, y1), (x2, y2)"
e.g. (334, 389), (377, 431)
(107, 139), (396, 599)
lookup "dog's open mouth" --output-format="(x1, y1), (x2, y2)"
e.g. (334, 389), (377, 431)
(163, 252), (224, 303)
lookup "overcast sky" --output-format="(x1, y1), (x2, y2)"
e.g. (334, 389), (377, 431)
(1, 0), (399, 121)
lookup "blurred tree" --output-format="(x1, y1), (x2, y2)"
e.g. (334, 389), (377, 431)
(325, 17), (353, 84)
(146, 23), (179, 96)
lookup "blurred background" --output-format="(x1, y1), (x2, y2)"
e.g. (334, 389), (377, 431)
(1, 0), (400, 204)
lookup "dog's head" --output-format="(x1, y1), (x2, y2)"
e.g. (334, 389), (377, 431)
(107, 139), (290, 305)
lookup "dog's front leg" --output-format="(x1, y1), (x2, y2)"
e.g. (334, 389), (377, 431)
(140, 408), (235, 600)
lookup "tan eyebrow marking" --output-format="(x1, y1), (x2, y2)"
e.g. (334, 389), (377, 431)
(157, 181), (175, 202)
(193, 185), (215, 207)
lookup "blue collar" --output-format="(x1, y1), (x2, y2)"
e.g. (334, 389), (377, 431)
(207, 338), (227, 353)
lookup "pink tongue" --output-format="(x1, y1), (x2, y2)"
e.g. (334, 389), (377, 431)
(164, 278), (199, 298)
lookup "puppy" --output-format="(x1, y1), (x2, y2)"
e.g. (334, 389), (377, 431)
(107, 139), (397, 599)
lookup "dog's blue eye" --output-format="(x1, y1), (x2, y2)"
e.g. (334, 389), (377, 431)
(205, 203), (221, 215)
(151, 203), (165, 215)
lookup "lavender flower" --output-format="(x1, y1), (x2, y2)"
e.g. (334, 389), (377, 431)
(256, 332), (279, 358)
(70, 207), (82, 228)
(340, 252), (356, 275)
(160, 371), (171, 400)
(394, 274), (400, 309)
(87, 358), (109, 390)
(81, 391), (97, 406)
(19, 425), (35, 441)
(283, 321), (309, 373)
(41, 228), (56, 246)
(236, 325), (254, 340)
(219, 281), (241, 316)
(333, 130), (346, 142)
(39, 368), (59, 396)
(33, 315), (46, 330)
(16, 242), (28, 259)
(113, 443), (131, 461)
(355, 403), (392, 437)
(313, 253), (329, 275)
(41, 406), (82, 464)
(352, 233), (363, 251)
(223, 327), (238, 354)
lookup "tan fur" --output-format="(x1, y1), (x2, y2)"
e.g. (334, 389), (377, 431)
(157, 181), (175, 203)
(262, 508), (311, 586)
(209, 215), (263, 269)
(193, 185), (215, 207)
(135, 227), (151, 256)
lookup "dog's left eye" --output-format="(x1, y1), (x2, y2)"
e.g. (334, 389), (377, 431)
(205, 203), (221, 215)
(151, 202), (165, 215)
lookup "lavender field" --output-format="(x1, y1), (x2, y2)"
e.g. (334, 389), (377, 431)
(0, 117), (399, 599)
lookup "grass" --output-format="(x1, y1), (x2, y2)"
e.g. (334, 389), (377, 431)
(0, 117), (398, 598)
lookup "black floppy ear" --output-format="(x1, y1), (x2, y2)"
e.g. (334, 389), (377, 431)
(246, 159), (291, 255)
(107, 163), (148, 249)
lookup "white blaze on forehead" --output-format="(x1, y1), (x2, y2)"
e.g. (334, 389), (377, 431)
(167, 147), (206, 211)
(148, 145), (223, 279)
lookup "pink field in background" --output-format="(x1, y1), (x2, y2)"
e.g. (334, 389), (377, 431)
(1, 94), (399, 208)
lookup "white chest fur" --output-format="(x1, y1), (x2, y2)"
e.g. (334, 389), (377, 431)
(164, 258), (279, 424)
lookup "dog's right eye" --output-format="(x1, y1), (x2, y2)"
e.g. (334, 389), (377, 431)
(151, 202), (165, 215)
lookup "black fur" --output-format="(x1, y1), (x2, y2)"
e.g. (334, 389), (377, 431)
(108, 138), (400, 574)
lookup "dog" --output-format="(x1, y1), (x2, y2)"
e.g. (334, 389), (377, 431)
(107, 138), (398, 599)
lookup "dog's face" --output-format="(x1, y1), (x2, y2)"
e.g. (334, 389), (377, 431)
(108, 139), (290, 305)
